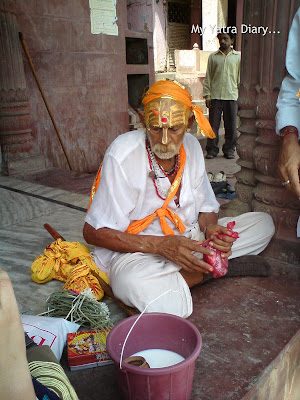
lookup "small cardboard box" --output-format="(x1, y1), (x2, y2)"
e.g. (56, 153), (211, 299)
(67, 328), (113, 371)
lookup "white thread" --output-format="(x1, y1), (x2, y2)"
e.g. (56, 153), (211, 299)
(119, 289), (184, 369)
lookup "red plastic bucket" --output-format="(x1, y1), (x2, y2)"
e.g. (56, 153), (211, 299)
(106, 312), (202, 400)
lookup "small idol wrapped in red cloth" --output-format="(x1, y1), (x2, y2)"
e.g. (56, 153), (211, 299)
(203, 221), (239, 278)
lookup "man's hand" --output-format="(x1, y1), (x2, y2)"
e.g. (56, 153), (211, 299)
(154, 235), (215, 274)
(205, 99), (211, 109)
(205, 224), (237, 258)
(278, 133), (300, 198)
(84, 223), (215, 274)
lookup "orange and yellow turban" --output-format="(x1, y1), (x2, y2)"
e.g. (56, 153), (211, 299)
(142, 80), (215, 138)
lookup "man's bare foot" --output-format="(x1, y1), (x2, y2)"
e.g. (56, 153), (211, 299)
(0, 269), (36, 400)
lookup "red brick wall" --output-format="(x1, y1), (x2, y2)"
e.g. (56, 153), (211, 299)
(3, 0), (129, 172)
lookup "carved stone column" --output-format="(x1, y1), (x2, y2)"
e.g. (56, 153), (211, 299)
(190, 0), (202, 49)
(220, 0), (300, 263)
(252, 1), (300, 262)
(220, 0), (262, 217)
(0, 9), (43, 175)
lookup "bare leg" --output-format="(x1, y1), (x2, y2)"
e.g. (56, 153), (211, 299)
(180, 255), (271, 288)
(180, 270), (205, 288)
(0, 269), (35, 400)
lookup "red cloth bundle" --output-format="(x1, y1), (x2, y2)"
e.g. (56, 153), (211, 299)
(203, 221), (239, 278)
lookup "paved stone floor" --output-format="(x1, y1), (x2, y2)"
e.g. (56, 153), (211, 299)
(0, 138), (299, 400)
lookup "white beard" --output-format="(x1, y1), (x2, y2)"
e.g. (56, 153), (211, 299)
(147, 134), (182, 160)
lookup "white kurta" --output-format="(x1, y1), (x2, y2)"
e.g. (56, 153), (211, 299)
(86, 129), (219, 270)
(85, 130), (275, 318)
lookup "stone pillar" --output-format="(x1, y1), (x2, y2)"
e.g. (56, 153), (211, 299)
(235, 0), (243, 51)
(220, 0), (300, 263)
(217, 0), (227, 29)
(190, 0), (202, 49)
(0, 9), (43, 175)
(202, 0), (219, 51)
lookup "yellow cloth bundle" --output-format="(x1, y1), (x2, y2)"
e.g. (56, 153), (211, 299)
(31, 239), (108, 301)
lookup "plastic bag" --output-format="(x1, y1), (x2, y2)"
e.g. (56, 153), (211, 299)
(21, 314), (80, 360)
(203, 221), (239, 278)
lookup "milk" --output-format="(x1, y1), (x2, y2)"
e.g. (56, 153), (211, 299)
(130, 349), (185, 368)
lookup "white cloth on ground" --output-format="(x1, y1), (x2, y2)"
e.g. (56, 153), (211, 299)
(108, 212), (275, 318)
(85, 129), (219, 273)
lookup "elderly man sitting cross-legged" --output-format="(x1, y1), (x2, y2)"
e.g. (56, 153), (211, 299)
(83, 80), (275, 318)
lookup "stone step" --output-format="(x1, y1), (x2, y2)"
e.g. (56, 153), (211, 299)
(6, 153), (46, 176)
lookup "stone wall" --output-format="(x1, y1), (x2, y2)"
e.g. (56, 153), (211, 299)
(1, 0), (129, 172)
(127, 0), (153, 32)
(126, 0), (167, 73)
(153, 1), (167, 72)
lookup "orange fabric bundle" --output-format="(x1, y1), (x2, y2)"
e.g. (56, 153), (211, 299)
(142, 80), (215, 138)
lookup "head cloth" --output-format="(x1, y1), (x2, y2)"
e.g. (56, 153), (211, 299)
(142, 80), (215, 138)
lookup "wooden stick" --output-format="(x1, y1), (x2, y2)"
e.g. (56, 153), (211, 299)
(19, 32), (73, 171)
(44, 223), (65, 241)
(43, 223), (139, 316)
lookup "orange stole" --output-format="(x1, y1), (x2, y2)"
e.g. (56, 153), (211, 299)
(87, 162), (102, 212)
(126, 144), (186, 236)
(88, 145), (187, 236)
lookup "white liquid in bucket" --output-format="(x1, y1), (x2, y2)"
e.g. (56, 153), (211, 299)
(130, 349), (185, 368)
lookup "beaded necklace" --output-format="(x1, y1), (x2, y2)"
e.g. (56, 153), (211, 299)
(155, 153), (180, 177)
(146, 139), (180, 200)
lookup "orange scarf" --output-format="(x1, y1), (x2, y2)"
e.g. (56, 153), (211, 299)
(142, 80), (215, 139)
(126, 144), (186, 235)
(88, 162), (102, 212)
(88, 145), (186, 236)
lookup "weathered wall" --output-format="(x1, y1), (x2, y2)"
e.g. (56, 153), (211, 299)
(127, 0), (153, 32)
(1, 0), (129, 172)
(202, 0), (219, 50)
(153, 1), (167, 72)
(127, 0), (166, 73)
(218, 0), (228, 28)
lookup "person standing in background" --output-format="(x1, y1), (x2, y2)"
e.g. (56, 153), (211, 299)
(203, 30), (241, 160)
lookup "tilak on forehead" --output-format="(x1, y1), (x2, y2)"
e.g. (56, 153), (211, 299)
(142, 80), (215, 138)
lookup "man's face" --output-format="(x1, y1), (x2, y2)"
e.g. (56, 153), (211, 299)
(147, 123), (186, 159)
(144, 98), (189, 159)
(218, 33), (234, 51)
